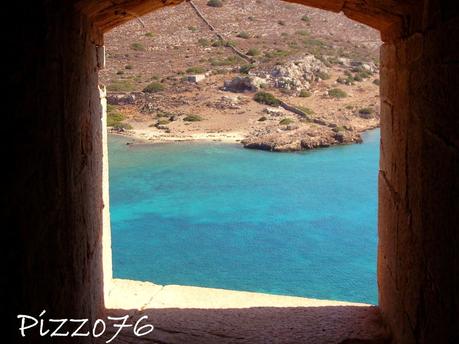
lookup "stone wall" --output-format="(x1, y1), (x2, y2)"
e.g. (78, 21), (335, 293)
(6, 1), (105, 342)
(378, 11), (459, 344)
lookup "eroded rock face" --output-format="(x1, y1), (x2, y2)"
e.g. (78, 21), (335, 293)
(223, 76), (266, 93)
(264, 107), (285, 116)
(208, 95), (245, 110)
(351, 60), (378, 73)
(270, 55), (329, 91)
(242, 127), (362, 152)
(107, 92), (136, 105)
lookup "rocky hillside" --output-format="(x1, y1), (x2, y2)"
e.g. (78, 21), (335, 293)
(101, 0), (380, 87)
(100, 0), (382, 152)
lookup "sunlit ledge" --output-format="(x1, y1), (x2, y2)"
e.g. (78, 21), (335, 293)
(102, 278), (390, 343)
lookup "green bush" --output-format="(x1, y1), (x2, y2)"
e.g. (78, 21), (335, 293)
(212, 68), (227, 75)
(183, 114), (204, 122)
(303, 38), (325, 48)
(258, 116), (267, 122)
(207, 0), (223, 7)
(296, 30), (309, 36)
(209, 56), (243, 66)
(157, 119), (171, 125)
(264, 49), (290, 58)
(352, 70), (371, 81)
(358, 107), (374, 115)
(239, 64), (254, 74)
(211, 39), (225, 47)
(107, 80), (135, 92)
(358, 107), (375, 119)
(143, 82), (165, 93)
(298, 106), (315, 116)
(156, 110), (174, 118)
(373, 79), (380, 86)
(145, 32), (154, 37)
(107, 112), (125, 127)
(254, 92), (281, 106)
(116, 70), (124, 75)
(351, 65), (366, 73)
(106, 104), (117, 113)
(326, 56), (340, 65)
(334, 126), (346, 132)
(301, 14), (310, 23)
(328, 88), (348, 99)
(315, 71), (330, 80)
(198, 38), (210, 47)
(299, 89), (311, 97)
(337, 75), (355, 85)
(247, 47), (260, 56)
(112, 122), (133, 130)
(186, 66), (206, 74)
(237, 31), (250, 39)
(107, 106), (130, 128)
(279, 118), (294, 125)
(188, 26), (198, 32)
(130, 42), (145, 51)
(125, 64), (133, 69)
(278, 20), (286, 26)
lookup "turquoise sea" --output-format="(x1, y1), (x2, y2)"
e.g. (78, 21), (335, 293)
(108, 129), (380, 304)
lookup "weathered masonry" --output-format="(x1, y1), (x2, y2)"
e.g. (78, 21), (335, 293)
(6, 1), (458, 343)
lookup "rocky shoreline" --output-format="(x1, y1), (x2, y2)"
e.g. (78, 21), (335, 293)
(106, 52), (380, 152)
(241, 125), (379, 152)
(109, 122), (379, 152)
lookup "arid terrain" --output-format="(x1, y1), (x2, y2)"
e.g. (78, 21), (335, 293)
(100, 0), (382, 151)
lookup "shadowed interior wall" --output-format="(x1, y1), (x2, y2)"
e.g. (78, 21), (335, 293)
(6, 1), (105, 343)
(378, 9), (459, 343)
(5, 1), (458, 343)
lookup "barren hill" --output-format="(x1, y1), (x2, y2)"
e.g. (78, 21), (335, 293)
(100, 0), (382, 152)
(101, 0), (380, 86)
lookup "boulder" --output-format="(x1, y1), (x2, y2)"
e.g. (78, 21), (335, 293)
(270, 55), (328, 91)
(187, 74), (206, 83)
(264, 107), (284, 116)
(107, 92), (136, 105)
(351, 60), (378, 73)
(212, 96), (242, 110)
(337, 57), (352, 67)
(223, 76), (265, 93)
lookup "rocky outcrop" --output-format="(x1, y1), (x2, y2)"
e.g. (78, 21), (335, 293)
(351, 60), (378, 74)
(223, 76), (266, 93)
(107, 92), (137, 105)
(270, 55), (329, 91)
(264, 107), (285, 116)
(207, 95), (246, 110)
(242, 128), (363, 152)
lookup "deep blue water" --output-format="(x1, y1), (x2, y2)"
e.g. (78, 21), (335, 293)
(108, 129), (380, 304)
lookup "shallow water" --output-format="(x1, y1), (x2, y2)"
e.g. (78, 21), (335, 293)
(108, 129), (380, 304)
